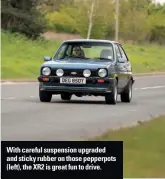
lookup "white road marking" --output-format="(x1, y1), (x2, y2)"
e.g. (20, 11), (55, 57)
(135, 85), (165, 90)
(1, 82), (38, 85)
(140, 85), (165, 90)
(130, 109), (137, 112)
(0, 97), (16, 100)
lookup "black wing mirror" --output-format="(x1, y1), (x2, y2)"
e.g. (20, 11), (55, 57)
(44, 56), (52, 61)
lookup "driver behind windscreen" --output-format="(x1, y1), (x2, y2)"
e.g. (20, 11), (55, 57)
(71, 46), (84, 58)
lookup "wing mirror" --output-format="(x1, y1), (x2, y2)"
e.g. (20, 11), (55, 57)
(44, 56), (52, 61)
(118, 57), (125, 63)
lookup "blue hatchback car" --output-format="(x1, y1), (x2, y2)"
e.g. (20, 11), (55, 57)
(38, 39), (135, 104)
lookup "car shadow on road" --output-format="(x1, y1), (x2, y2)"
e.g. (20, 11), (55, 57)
(50, 99), (122, 105)
(29, 96), (136, 105)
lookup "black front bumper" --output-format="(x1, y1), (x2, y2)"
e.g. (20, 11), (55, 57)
(38, 76), (114, 94)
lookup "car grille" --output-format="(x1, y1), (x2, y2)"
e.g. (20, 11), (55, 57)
(51, 69), (98, 77)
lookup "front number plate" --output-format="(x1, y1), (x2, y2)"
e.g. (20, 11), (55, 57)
(60, 77), (86, 84)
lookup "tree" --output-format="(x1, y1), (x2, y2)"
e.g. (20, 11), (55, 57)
(36, 0), (74, 13)
(1, 0), (46, 39)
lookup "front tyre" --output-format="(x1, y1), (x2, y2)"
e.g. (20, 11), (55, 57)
(120, 80), (132, 103)
(39, 90), (52, 102)
(105, 79), (118, 105)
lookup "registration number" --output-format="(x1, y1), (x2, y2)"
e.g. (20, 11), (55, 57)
(60, 77), (86, 84)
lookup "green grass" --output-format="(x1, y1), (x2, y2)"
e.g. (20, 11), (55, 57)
(1, 31), (61, 79)
(1, 31), (165, 79)
(124, 43), (165, 73)
(94, 116), (165, 178)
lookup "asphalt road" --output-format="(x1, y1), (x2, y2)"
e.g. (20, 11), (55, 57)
(1, 75), (165, 141)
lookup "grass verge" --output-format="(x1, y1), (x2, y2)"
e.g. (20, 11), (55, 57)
(2, 31), (165, 79)
(1, 31), (61, 79)
(93, 115), (165, 178)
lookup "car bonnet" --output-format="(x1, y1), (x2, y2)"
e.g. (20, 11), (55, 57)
(42, 58), (112, 70)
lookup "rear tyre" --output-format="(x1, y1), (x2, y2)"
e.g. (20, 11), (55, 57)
(61, 93), (72, 100)
(39, 90), (52, 102)
(105, 79), (118, 105)
(120, 80), (132, 103)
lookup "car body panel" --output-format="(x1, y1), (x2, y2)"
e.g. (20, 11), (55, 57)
(113, 43), (133, 89)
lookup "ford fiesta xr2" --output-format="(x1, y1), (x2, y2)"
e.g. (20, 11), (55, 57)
(38, 39), (135, 105)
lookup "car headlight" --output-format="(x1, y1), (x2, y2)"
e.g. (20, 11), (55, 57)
(98, 69), (107, 77)
(56, 69), (64, 77)
(42, 67), (51, 76)
(83, 69), (91, 77)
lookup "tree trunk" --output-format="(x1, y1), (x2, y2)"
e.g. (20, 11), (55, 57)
(87, 0), (95, 39)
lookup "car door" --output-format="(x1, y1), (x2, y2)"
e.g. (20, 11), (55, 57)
(118, 44), (132, 85)
(114, 44), (128, 89)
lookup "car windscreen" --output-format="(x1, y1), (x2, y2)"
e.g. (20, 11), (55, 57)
(54, 42), (114, 61)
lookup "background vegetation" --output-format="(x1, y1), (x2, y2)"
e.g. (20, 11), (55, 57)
(2, 0), (165, 44)
(1, 0), (165, 79)
(2, 30), (165, 79)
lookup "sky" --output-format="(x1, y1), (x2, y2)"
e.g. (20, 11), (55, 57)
(154, 0), (165, 4)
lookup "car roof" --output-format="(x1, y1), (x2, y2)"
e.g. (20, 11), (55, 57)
(62, 39), (122, 45)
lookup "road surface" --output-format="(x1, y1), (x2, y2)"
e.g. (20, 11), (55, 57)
(1, 75), (165, 141)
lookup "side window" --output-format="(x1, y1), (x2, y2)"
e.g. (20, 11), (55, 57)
(118, 45), (128, 62)
(114, 44), (122, 60)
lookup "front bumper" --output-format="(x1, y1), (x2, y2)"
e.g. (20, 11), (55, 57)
(38, 76), (114, 94)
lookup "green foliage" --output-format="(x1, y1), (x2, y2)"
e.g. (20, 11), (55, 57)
(2, 0), (165, 43)
(74, 2), (90, 38)
(150, 25), (165, 44)
(89, 0), (113, 39)
(90, 17), (108, 39)
(147, 9), (165, 44)
(36, 0), (74, 13)
(42, 0), (165, 43)
(1, 0), (46, 39)
(45, 11), (78, 33)
(120, 10), (150, 42)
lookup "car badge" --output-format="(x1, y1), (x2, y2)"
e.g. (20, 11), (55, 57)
(71, 72), (77, 75)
